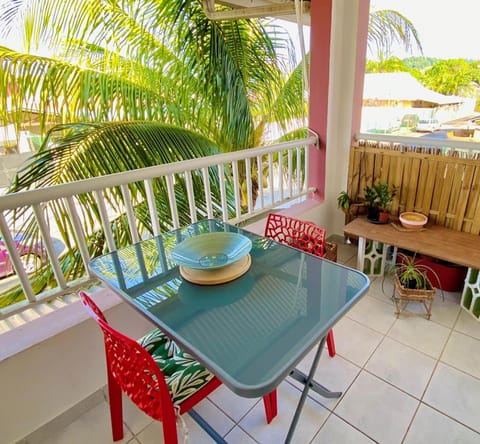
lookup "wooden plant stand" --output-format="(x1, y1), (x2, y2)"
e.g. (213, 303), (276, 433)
(393, 273), (436, 319)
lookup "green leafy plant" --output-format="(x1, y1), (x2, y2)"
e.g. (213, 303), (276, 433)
(364, 181), (397, 210)
(337, 191), (352, 210)
(396, 253), (430, 289)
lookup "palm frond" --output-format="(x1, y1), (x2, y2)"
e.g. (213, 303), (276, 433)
(369, 9), (423, 60)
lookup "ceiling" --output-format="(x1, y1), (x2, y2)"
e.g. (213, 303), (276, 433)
(202, 0), (311, 24)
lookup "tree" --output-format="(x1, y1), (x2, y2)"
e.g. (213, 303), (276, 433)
(368, 8), (423, 61)
(0, 2), (423, 305)
(0, 1), (305, 305)
(0, 0), (302, 149)
(422, 59), (480, 96)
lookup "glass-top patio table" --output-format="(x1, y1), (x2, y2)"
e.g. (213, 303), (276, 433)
(89, 219), (370, 442)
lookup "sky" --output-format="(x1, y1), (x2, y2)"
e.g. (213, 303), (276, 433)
(372, 0), (480, 60)
(2, 1), (478, 62)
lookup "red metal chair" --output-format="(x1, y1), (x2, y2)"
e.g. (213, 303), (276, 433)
(79, 291), (277, 443)
(264, 213), (336, 357)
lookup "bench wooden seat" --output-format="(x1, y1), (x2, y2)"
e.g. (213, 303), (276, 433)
(344, 217), (480, 321)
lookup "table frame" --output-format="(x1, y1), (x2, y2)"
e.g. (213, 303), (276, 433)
(90, 220), (369, 442)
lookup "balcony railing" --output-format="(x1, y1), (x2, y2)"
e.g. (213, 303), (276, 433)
(0, 136), (317, 319)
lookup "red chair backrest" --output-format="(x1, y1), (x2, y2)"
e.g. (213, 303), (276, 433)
(79, 292), (173, 422)
(264, 213), (326, 257)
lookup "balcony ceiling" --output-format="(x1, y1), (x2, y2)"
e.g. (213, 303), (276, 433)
(202, 0), (311, 24)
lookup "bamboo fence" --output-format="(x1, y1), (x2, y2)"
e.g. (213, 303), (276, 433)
(347, 139), (480, 234)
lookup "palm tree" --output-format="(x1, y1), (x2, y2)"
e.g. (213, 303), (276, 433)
(0, 0), (299, 145)
(368, 8), (423, 61)
(0, 2), (423, 305)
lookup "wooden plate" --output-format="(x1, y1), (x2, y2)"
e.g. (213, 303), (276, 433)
(179, 254), (251, 285)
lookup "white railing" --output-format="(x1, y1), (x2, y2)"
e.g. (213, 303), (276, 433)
(357, 132), (480, 158)
(0, 136), (317, 318)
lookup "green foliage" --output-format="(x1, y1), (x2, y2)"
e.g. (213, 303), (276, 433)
(421, 59), (480, 96)
(395, 253), (430, 290)
(364, 181), (397, 210)
(0, 1), (303, 151)
(337, 191), (352, 210)
(368, 9), (423, 61)
(1, 122), (235, 305)
(366, 57), (412, 73)
(402, 56), (440, 71)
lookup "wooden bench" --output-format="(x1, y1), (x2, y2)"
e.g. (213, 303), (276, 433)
(344, 217), (480, 321)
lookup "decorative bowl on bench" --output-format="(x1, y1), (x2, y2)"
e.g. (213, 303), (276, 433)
(399, 212), (428, 229)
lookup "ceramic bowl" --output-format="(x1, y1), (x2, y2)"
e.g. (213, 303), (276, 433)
(171, 232), (252, 269)
(399, 212), (428, 229)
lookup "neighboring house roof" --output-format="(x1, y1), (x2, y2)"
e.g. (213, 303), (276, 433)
(363, 72), (465, 105)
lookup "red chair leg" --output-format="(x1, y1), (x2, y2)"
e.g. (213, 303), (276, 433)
(107, 367), (124, 441)
(262, 390), (278, 424)
(162, 414), (179, 444)
(326, 329), (336, 357)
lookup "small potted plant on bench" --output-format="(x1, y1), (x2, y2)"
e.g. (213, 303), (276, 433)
(365, 181), (397, 223)
(337, 191), (367, 224)
(392, 252), (439, 319)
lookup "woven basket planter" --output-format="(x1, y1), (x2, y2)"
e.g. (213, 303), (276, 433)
(393, 272), (435, 319)
(324, 241), (338, 262)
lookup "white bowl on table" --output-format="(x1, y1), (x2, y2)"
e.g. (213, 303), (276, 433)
(399, 212), (428, 229)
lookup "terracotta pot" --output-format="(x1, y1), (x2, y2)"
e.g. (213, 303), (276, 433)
(378, 211), (390, 223)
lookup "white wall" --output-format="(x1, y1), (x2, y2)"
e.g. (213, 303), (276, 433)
(316, 0), (363, 236)
(0, 290), (155, 444)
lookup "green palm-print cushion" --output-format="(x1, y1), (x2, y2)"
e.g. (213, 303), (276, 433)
(138, 328), (215, 405)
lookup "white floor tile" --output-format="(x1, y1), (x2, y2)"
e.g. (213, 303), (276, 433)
(387, 315), (451, 358)
(346, 295), (397, 334)
(224, 426), (258, 443)
(191, 398), (236, 437)
(333, 317), (384, 366)
(424, 362), (480, 433)
(335, 371), (419, 444)
(404, 403), (480, 444)
(367, 276), (395, 305)
(122, 394), (154, 435)
(136, 411), (218, 444)
(441, 330), (480, 378)
(455, 309), (480, 340)
(295, 345), (361, 409)
(311, 414), (375, 443)
(239, 381), (328, 444)
(207, 384), (260, 422)
(365, 337), (436, 398)
(37, 401), (133, 444)
(429, 292), (461, 328)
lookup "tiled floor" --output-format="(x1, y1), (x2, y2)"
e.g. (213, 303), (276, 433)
(39, 237), (480, 444)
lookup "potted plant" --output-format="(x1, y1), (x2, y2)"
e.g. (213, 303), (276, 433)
(337, 191), (367, 224)
(392, 252), (439, 319)
(364, 181), (397, 223)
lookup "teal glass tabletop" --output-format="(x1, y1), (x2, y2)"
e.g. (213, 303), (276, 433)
(89, 220), (370, 397)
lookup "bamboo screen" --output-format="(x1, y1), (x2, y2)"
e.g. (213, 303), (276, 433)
(347, 139), (480, 234)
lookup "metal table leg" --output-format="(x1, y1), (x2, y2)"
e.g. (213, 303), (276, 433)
(285, 336), (342, 443)
(188, 409), (227, 443)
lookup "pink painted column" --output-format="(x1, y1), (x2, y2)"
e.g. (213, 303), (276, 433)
(307, 0), (333, 201)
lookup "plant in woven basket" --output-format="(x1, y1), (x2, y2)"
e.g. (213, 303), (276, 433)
(396, 253), (430, 289)
(389, 251), (444, 320)
(394, 252), (442, 291)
